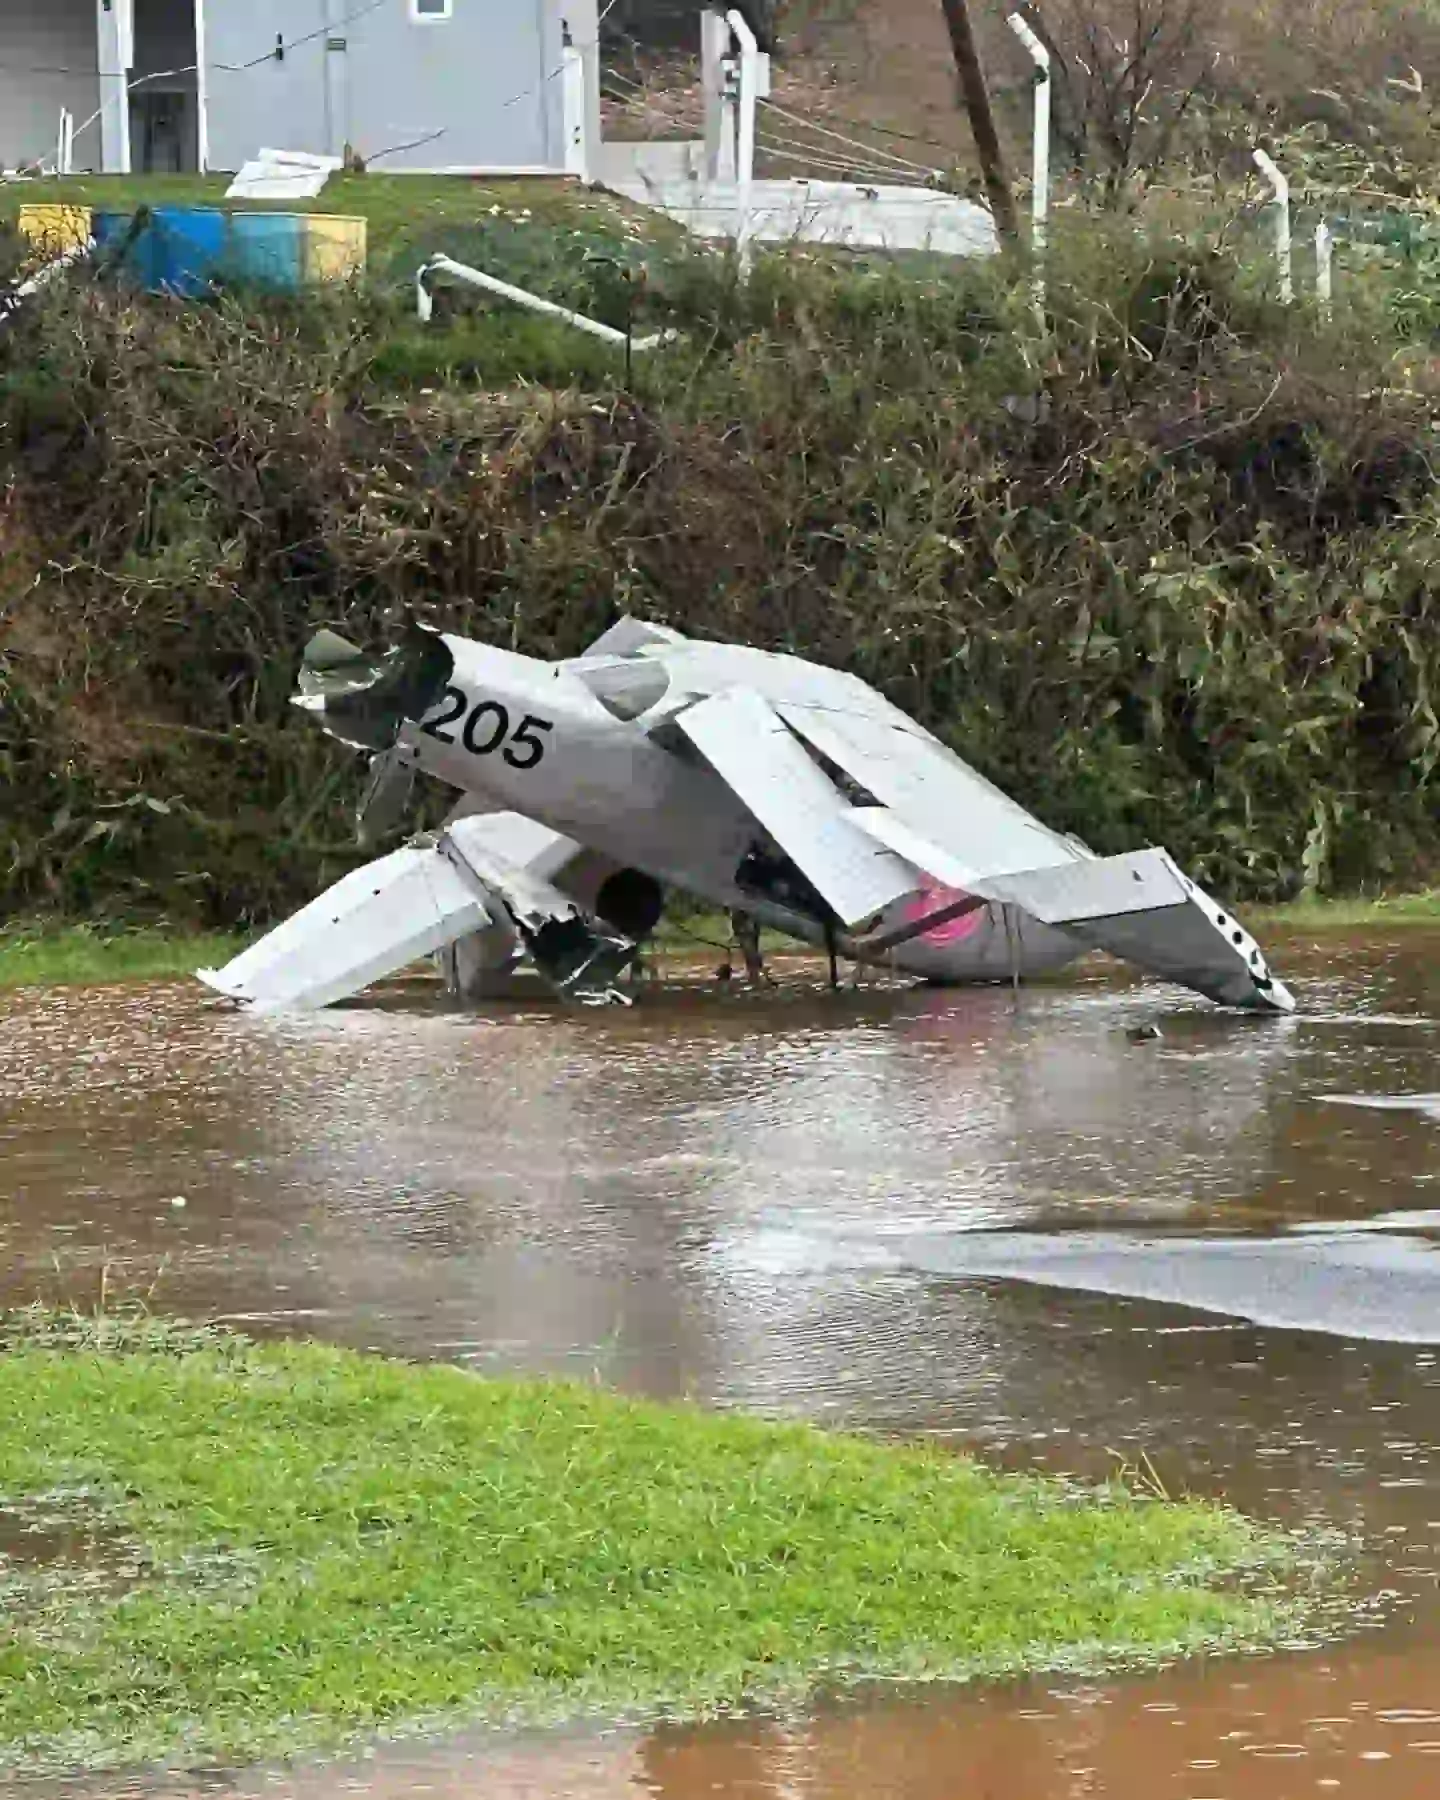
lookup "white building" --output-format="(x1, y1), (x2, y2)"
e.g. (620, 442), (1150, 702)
(0, 0), (602, 177)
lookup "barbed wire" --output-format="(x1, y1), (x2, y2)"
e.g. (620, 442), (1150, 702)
(755, 97), (937, 179)
(754, 128), (924, 185)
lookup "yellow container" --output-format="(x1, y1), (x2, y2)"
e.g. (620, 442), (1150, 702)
(18, 203), (93, 257)
(302, 214), (368, 284)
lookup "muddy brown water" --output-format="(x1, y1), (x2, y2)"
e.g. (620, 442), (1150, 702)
(2, 930), (1439, 1798)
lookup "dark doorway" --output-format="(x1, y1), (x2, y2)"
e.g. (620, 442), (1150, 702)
(129, 0), (200, 172)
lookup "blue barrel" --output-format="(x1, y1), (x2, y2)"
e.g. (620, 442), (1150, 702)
(92, 206), (229, 296)
(89, 207), (355, 295)
(150, 207), (228, 295)
(91, 208), (142, 268)
(229, 213), (305, 291)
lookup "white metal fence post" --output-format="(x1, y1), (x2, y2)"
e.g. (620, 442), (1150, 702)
(56, 108), (76, 176)
(562, 35), (590, 179)
(726, 8), (760, 278)
(1252, 148), (1293, 305)
(1006, 14), (1050, 255)
(701, 6), (735, 184)
(1006, 12), (1050, 311)
(1315, 220), (1334, 319)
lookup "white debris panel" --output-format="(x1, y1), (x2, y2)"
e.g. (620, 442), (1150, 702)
(612, 176), (999, 258)
(226, 150), (341, 202)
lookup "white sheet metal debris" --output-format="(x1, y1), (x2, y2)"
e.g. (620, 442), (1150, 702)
(226, 150), (342, 203)
(199, 620), (1296, 1015)
(611, 176), (1000, 259)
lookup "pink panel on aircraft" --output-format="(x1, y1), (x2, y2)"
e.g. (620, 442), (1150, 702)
(903, 879), (987, 945)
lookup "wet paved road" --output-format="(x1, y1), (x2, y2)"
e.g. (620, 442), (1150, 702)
(2, 929), (1438, 1797)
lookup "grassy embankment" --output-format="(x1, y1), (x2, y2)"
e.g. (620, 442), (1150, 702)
(0, 927), (240, 990)
(0, 172), (640, 269)
(0, 172), (664, 387)
(0, 1310), (1307, 1776)
(1258, 891), (1440, 928)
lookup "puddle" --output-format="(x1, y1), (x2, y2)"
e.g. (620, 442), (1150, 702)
(0, 1495), (146, 1622)
(0, 1500), (116, 1572)
(3, 927), (1440, 1795)
(840, 1226), (1440, 1342)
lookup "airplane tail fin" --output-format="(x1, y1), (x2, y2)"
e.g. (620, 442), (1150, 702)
(972, 849), (1295, 1014)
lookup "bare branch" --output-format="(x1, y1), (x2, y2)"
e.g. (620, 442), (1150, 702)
(1026, 0), (1213, 203)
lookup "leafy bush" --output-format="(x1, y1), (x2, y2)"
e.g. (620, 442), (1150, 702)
(1, 222), (1437, 924)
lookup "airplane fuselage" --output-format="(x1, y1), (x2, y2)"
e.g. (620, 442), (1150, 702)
(408, 638), (759, 901)
(403, 638), (1082, 982)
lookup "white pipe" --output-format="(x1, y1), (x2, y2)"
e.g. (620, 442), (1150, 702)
(1315, 219), (1334, 318)
(1252, 147), (1293, 305)
(727, 8), (759, 277)
(416, 255), (674, 351)
(3, 241), (93, 317)
(415, 263), (435, 324)
(1006, 13), (1050, 258)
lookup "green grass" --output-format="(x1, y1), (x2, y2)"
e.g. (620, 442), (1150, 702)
(0, 926), (241, 990)
(1256, 889), (1440, 929)
(0, 173), (663, 286)
(0, 1313), (1304, 1775)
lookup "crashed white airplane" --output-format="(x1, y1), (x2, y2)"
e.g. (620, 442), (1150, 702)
(199, 618), (1295, 1015)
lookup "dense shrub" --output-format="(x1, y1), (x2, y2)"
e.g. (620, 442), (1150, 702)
(1, 223), (1436, 924)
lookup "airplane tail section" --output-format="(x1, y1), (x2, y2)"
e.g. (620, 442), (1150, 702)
(970, 848), (1295, 1014)
(846, 811), (1293, 1013)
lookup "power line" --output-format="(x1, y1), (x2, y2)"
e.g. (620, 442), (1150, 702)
(226, 0), (390, 74)
(500, 0), (620, 109)
(801, 109), (959, 163)
(756, 147), (927, 185)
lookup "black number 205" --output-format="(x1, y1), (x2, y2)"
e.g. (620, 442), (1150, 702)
(422, 688), (554, 771)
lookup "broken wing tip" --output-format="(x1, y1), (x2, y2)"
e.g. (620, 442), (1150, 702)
(196, 968), (255, 1009)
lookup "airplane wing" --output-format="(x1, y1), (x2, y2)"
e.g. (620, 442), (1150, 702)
(197, 837), (494, 1014)
(575, 631), (1087, 882)
(776, 700), (1085, 883)
(198, 812), (635, 1014)
(675, 687), (924, 928)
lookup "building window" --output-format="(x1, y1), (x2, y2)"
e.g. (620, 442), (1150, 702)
(409, 0), (453, 19)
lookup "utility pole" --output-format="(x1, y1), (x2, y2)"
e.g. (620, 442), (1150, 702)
(939, 0), (1020, 242)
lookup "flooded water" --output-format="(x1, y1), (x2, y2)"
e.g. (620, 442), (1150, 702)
(2, 929), (1439, 1797)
